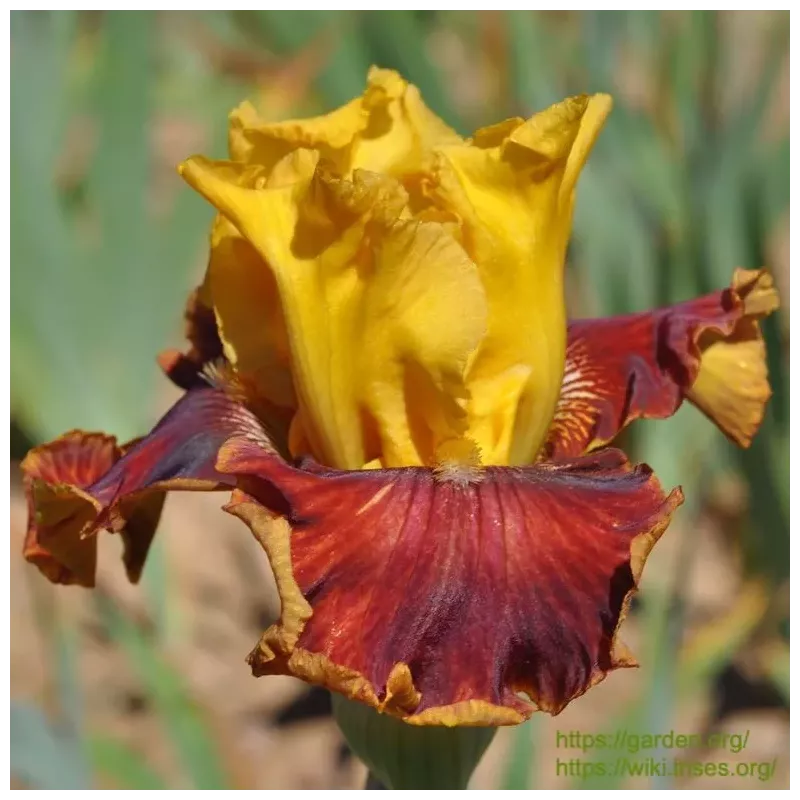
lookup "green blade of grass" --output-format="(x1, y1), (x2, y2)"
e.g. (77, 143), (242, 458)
(94, 595), (227, 789)
(581, 10), (628, 92)
(667, 11), (717, 158)
(572, 161), (657, 315)
(84, 11), (156, 436)
(88, 736), (167, 789)
(501, 717), (541, 789)
(678, 580), (770, 694)
(760, 643), (789, 705)
(10, 10), (98, 438)
(506, 11), (565, 112)
(701, 17), (788, 289)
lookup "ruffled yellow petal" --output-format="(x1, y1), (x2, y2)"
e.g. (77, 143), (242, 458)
(358, 217), (486, 466)
(193, 151), (321, 416)
(685, 269), (780, 446)
(431, 94), (613, 465)
(180, 155), (486, 469)
(228, 67), (461, 185)
(352, 67), (462, 177)
(182, 77), (612, 471)
(207, 215), (295, 410)
(228, 96), (365, 174)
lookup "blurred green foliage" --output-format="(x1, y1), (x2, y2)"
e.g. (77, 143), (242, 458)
(11, 10), (788, 790)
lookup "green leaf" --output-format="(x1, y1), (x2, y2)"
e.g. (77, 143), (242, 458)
(84, 11), (156, 432)
(700, 17), (788, 289)
(678, 580), (769, 693)
(573, 586), (686, 790)
(603, 105), (685, 237)
(574, 414), (711, 790)
(757, 136), (790, 230)
(9, 11), (76, 168)
(761, 644), (790, 705)
(11, 11), (224, 445)
(10, 10), (94, 438)
(667, 11), (717, 158)
(572, 161), (657, 315)
(501, 717), (541, 789)
(580, 11), (628, 92)
(569, 704), (642, 789)
(54, 622), (85, 742)
(94, 596), (227, 789)
(505, 11), (565, 113)
(736, 429), (789, 583)
(718, 14), (788, 164)
(88, 736), (167, 789)
(152, 83), (232, 340)
(624, 10), (662, 54)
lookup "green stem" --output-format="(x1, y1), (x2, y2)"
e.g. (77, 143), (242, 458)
(333, 694), (496, 790)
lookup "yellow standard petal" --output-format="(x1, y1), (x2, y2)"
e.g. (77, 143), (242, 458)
(200, 152), (322, 415)
(207, 215), (295, 411)
(431, 94), (613, 465)
(180, 155), (487, 470)
(228, 67), (461, 184)
(182, 76), (611, 472)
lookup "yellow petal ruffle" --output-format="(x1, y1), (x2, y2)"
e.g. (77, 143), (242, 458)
(433, 94), (613, 464)
(229, 66), (462, 182)
(685, 269), (780, 447)
(181, 72), (610, 470)
(181, 155), (486, 469)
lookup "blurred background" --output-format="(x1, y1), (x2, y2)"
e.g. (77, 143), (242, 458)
(10, 10), (789, 790)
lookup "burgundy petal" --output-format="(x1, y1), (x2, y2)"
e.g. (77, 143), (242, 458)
(545, 269), (779, 458)
(21, 387), (264, 587)
(217, 435), (683, 725)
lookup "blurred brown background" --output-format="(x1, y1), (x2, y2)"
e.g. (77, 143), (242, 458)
(10, 10), (789, 789)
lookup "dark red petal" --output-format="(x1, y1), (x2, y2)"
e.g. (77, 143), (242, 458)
(157, 287), (223, 390)
(21, 387), (264, 587)
(217, 437), (683, 725)
(22, 432), (119, 586)
(545, 269), (779, 458)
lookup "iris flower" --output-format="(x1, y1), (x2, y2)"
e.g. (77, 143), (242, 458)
(22, 69), (778, 727)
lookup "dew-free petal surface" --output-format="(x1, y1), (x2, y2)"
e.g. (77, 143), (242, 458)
(181, 157), (487, 470)
(21, 388), (266, 586)
(545, 269), (779, 458)
(218, 437), (682, 725)
(432, 94), (613, 464)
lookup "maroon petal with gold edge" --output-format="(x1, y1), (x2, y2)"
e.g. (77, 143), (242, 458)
(545, 269), (779, 459)
(21, 386), (265, 587)
(216, 435), (683, 726)
(22, 431), (121, 587)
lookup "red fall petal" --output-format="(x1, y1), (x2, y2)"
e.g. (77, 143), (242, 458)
(22, 431), (120, 586)
(20, 387), (264, 587)
(545, 269), (779, 458)
(217, 436), (683, 725)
